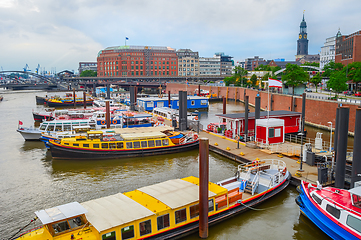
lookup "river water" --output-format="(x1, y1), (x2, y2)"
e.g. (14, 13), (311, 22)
(0, 90), (331, 239)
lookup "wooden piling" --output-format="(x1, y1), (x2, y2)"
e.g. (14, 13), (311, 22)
(199, 138), (209, 239)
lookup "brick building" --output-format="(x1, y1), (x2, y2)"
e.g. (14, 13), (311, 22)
(335, 29), (361, 65)
(97, 46), (178, 77)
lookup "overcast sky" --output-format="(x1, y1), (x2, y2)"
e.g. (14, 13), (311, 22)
(1, 0), (360, 73)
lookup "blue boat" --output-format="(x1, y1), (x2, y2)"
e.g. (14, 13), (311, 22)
(137, 96), (209, 111)
(296, 180), (361, 239)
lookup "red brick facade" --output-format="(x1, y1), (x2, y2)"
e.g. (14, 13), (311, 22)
(335, 30), (361, 65)
(166, 83), (358, 133)
(97, 46), (178, 77)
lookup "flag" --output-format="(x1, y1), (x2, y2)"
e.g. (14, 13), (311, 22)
(268, 78), (282, 88)
(186, 80), (189, 85)
(125, 37), (129, 40)
(19, 120), (23, 125)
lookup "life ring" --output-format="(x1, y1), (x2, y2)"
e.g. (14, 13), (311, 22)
(214, 127), (217, 133)
(282, 167), (287, 176)
(194, 134), (198, 140)
(112, 119), (117, 124)
(103, 138), (109, 141)
(207, 124), (212, 130)
(101, 120), (106, 125)
(194, 116), (198, 121)
(252, 160), (260, 166)
(110, 137), (116, 141)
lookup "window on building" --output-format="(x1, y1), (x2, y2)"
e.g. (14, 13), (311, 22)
(269, 128), (274, 138)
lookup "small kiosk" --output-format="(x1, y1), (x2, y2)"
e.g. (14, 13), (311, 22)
(255, 118), (285, 145)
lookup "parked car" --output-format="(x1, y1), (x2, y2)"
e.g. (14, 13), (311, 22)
(305, 88), (312, 92)
(343, 90), (354, 95)
(354, 92), (361, 97)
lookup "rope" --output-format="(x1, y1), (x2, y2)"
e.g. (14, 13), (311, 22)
(7, 217), (38, 240)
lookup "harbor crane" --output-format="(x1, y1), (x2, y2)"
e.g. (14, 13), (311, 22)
(23, 64), (31, 72)
(35, 64), (40, 74)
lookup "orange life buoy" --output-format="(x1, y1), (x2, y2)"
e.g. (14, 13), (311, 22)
(195, 116), (198, 120)
(101, 120), (106, 125)
(194, 134), (198, 140)
(112, 119), (117, 124)
(110, 137), (116, 141)
(207, 124), (212, 130)
(282, 167), (287, 175)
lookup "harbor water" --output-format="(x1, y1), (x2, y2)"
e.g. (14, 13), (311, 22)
(0, 90), (333, 239)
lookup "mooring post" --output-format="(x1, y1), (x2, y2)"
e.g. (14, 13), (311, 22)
(245, 96), (249, 142)
(168, 91), (171, 107)
(83, 91), (86, 109)
(223, 97), (226, 123)
(73, 88), (76, 107)
(199, 138), (209, 239)
(351, 107), (361, 187)
(335, 107), (349, 189)
(198, 84), (201, 96)
(106, 100), (110, 129)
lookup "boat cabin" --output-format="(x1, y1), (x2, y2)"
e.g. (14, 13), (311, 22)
(34, 202), (88, 237)
(255, 118), (285, 145)
(39, 120), (95, 132)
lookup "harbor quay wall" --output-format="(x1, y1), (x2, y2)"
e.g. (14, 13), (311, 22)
(166, 83), (358, 133)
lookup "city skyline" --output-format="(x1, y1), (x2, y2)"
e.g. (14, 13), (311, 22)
(1, 0), (361, 73)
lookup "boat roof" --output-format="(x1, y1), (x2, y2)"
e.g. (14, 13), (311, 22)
(81, 193), (155, 233)
(137, 178), (217, 209)
(349, 186), (361, 196)
(123, 113), (152, 119)
(121, 131), (167, 140)
(35, 202), (88, 225)
(216, 110), (301, 120)
(112, 126), (174, 135)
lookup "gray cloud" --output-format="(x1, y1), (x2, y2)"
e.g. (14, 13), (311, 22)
(0, 0), (360, 72)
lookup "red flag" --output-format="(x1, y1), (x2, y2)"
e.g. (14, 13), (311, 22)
(19, 120), (23, 125)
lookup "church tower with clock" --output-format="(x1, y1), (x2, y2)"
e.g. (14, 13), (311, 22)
(296, 12), (308, 57)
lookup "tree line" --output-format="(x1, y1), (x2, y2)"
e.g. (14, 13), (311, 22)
(224, 61), (361, 97)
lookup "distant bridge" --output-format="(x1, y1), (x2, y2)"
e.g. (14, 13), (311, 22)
(0, 70), (56, 82)
(274, 66), (321, 75)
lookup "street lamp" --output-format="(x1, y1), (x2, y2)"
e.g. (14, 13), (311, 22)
(327, 121), (332, 153)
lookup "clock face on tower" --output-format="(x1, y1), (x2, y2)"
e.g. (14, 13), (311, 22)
(299, 34), (302, 39)
(304, 34), (307, 39)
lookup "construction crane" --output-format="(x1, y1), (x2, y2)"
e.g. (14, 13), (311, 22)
(23, 64), (31, 72)
(35, 64), (40, 74)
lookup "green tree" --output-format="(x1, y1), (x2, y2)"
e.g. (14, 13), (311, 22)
(80, 70), (97, 77)
(346, 62), (361, 92)
(310, 72), (322, 92)
(271, 66), (281, 74)
(281, 64), (309, 95)
(302, 62), (320, 68)
(327, 70), (348, 98)
(322, 61), (344, 78)
(250, 74), (258, 88)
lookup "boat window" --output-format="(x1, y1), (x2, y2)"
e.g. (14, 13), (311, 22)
(209, 199), (214, 212)
(126, 142), (133, 149)
(141, 141), (147, 148)
(312, 194), (322, 205)
(326, 204), (341, 219)
(162, 139), (169, 146)
(102, 143), (108, 149)
(190, 204), (199, 218)
(55, 124), (63, 131)
(121, 225), (134, 239)
(109, 143), (116, 149)
(39, 123), (48, 131)
(68, 216), (84, 229)
(117, 142), (124, 149)
(73, 143), (79, 147)
(346, 214), (361, 233)
(139, 219), (152, 236)
(157, 213), (170, 230)
(83, 143), (89, 148)
(175, 208), (187, 224)
(64, 142), (69, 145)
(148, 140), (155, 147)
(269, 128), (274, 138)
(93, 143), (99, 148)
(155, 140), (162, 147)
(52, 220), (70, 234)
(102, 231), (116, 240)
(191, 100), (195, 106)
(47, 125), (55, 131)
(63, 125), (71, 131)
(133, 141), (140, 148)
(352, 194), (361, 208)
